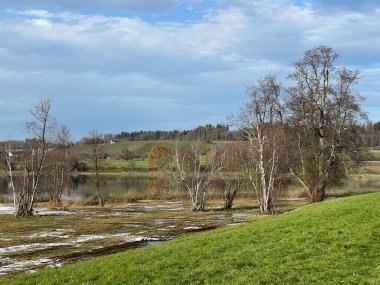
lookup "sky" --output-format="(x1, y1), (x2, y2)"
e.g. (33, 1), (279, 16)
(0, 0), (379, 140)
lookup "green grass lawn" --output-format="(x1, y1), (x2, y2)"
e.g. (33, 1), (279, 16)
(371, 151), (380, 157)
(102, 159), (149, 170)
(3, 193), (379, 284)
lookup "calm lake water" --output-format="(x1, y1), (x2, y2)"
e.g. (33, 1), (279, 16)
(0, 175), (250, 203)
(0, 172), (379, 203)
(0, 175), (183, 203)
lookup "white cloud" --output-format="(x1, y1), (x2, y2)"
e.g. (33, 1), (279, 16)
(0, 1), (380, 138)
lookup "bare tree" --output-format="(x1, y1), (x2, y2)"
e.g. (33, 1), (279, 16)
(173, 141), (224, 211)
(217, 142), (246, 210)
(15, 98), (53, 216)
(286, 46), (367, 202)
(88, 130), (105, 207)
(0, 142), (16, 211)
(44, 125), (72, 205)
(231, 75), (285, 214)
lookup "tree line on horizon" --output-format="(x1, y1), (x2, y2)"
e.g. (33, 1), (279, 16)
(3, 122), (380, 149)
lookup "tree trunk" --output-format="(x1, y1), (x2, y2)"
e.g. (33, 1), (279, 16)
(15, 194), (34, 216)
(224, 199), (233, 210)
(309, 187), (325, 203)
(190, 190), (206, 212)
(96, 180), (104, 207)
(224, 189), (238, 210)
(260, 194), (274, 214)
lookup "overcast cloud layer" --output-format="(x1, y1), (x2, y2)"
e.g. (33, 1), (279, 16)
(0, 0), (379, 139)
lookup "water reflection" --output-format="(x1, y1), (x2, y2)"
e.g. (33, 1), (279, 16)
(0, 175), (174, 202)
(1, 174), (379, 203)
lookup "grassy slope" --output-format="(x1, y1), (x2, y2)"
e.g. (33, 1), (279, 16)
(74, 141), (206, 157)
(4, 193), (380, 285)
(75, 140), (212, 172)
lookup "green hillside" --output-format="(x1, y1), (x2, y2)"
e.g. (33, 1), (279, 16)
(74, 140), (211, 157)
(3, 193), (379, 284)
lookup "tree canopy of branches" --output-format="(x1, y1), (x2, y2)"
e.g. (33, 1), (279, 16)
(43, 125), (72, 205)
(87, 131), (105, 207)
(217, 142), (246, 210)
(231, 75), (285, 214)
(0, 143), (16, 209)
(173, 142), (224, 211)
(286, 46), (367, 202)
(16, 98), (53, 216)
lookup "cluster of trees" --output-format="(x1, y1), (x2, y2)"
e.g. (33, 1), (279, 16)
(149, 46), (367, 213)
(0, 99), (74, 216)
(359, 122), (380, 148)
(113, 124), (241, 142)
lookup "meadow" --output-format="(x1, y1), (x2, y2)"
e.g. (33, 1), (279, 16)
(1, 192), (379, 284)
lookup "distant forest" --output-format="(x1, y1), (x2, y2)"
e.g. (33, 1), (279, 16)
(3, 122), (380, 148)
(111, 124), (242, 142)
(89, 121), (380, 147)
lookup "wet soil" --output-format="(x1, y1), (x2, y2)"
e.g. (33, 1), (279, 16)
(0, 199), (306, 276)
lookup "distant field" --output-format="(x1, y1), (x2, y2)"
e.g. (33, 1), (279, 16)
(359, 161), (380, 175)
(74, 140), (211, 157)
(370, 151), (380, 157)
(75, 141), (212, 172)
(102, 159), (149, 170)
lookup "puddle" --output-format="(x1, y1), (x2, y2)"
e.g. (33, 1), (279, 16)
(145, 241), (162, 246)
(28, 229), (73, 239)
(116, 202), (185, 212)
(0, 243), (69, 256)
(0, 205), (15, 215)
(0, 234), (169, 256)
(75, 233), (133, 243)
(0, 238), (12, 242)
(0, 201), (258, 276)
(184, 226), (203, 231)
(0, 258), (62, 276)
(0, 204), (95, 216)
(208, 212), (248, 220)
(154, 218), (173, 225)
(35, 209), (95, 216)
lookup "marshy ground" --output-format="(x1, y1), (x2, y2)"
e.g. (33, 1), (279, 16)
(1, 162), (379, 277)
(0, 199), (307, 276)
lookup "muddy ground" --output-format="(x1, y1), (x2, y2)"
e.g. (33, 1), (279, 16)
(0, 199), (306, 276)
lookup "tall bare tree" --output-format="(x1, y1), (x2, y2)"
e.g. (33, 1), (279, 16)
(16, 98), (53, 216)
(44, 125), (72, 205)
(173, 141), (224, 211)
(231, 75), (285, 214)
(0, 142), (16, 211)
(286, 46), (367, 202)
(217, 142), (246, 210)
(88, 130), (105, 207)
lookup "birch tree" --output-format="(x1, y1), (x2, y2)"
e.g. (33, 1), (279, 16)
(231, 75), (284, 214)
(0, 142), (16, 211)
(16, 98), (53, 216)
(173, 141), (224, 212)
